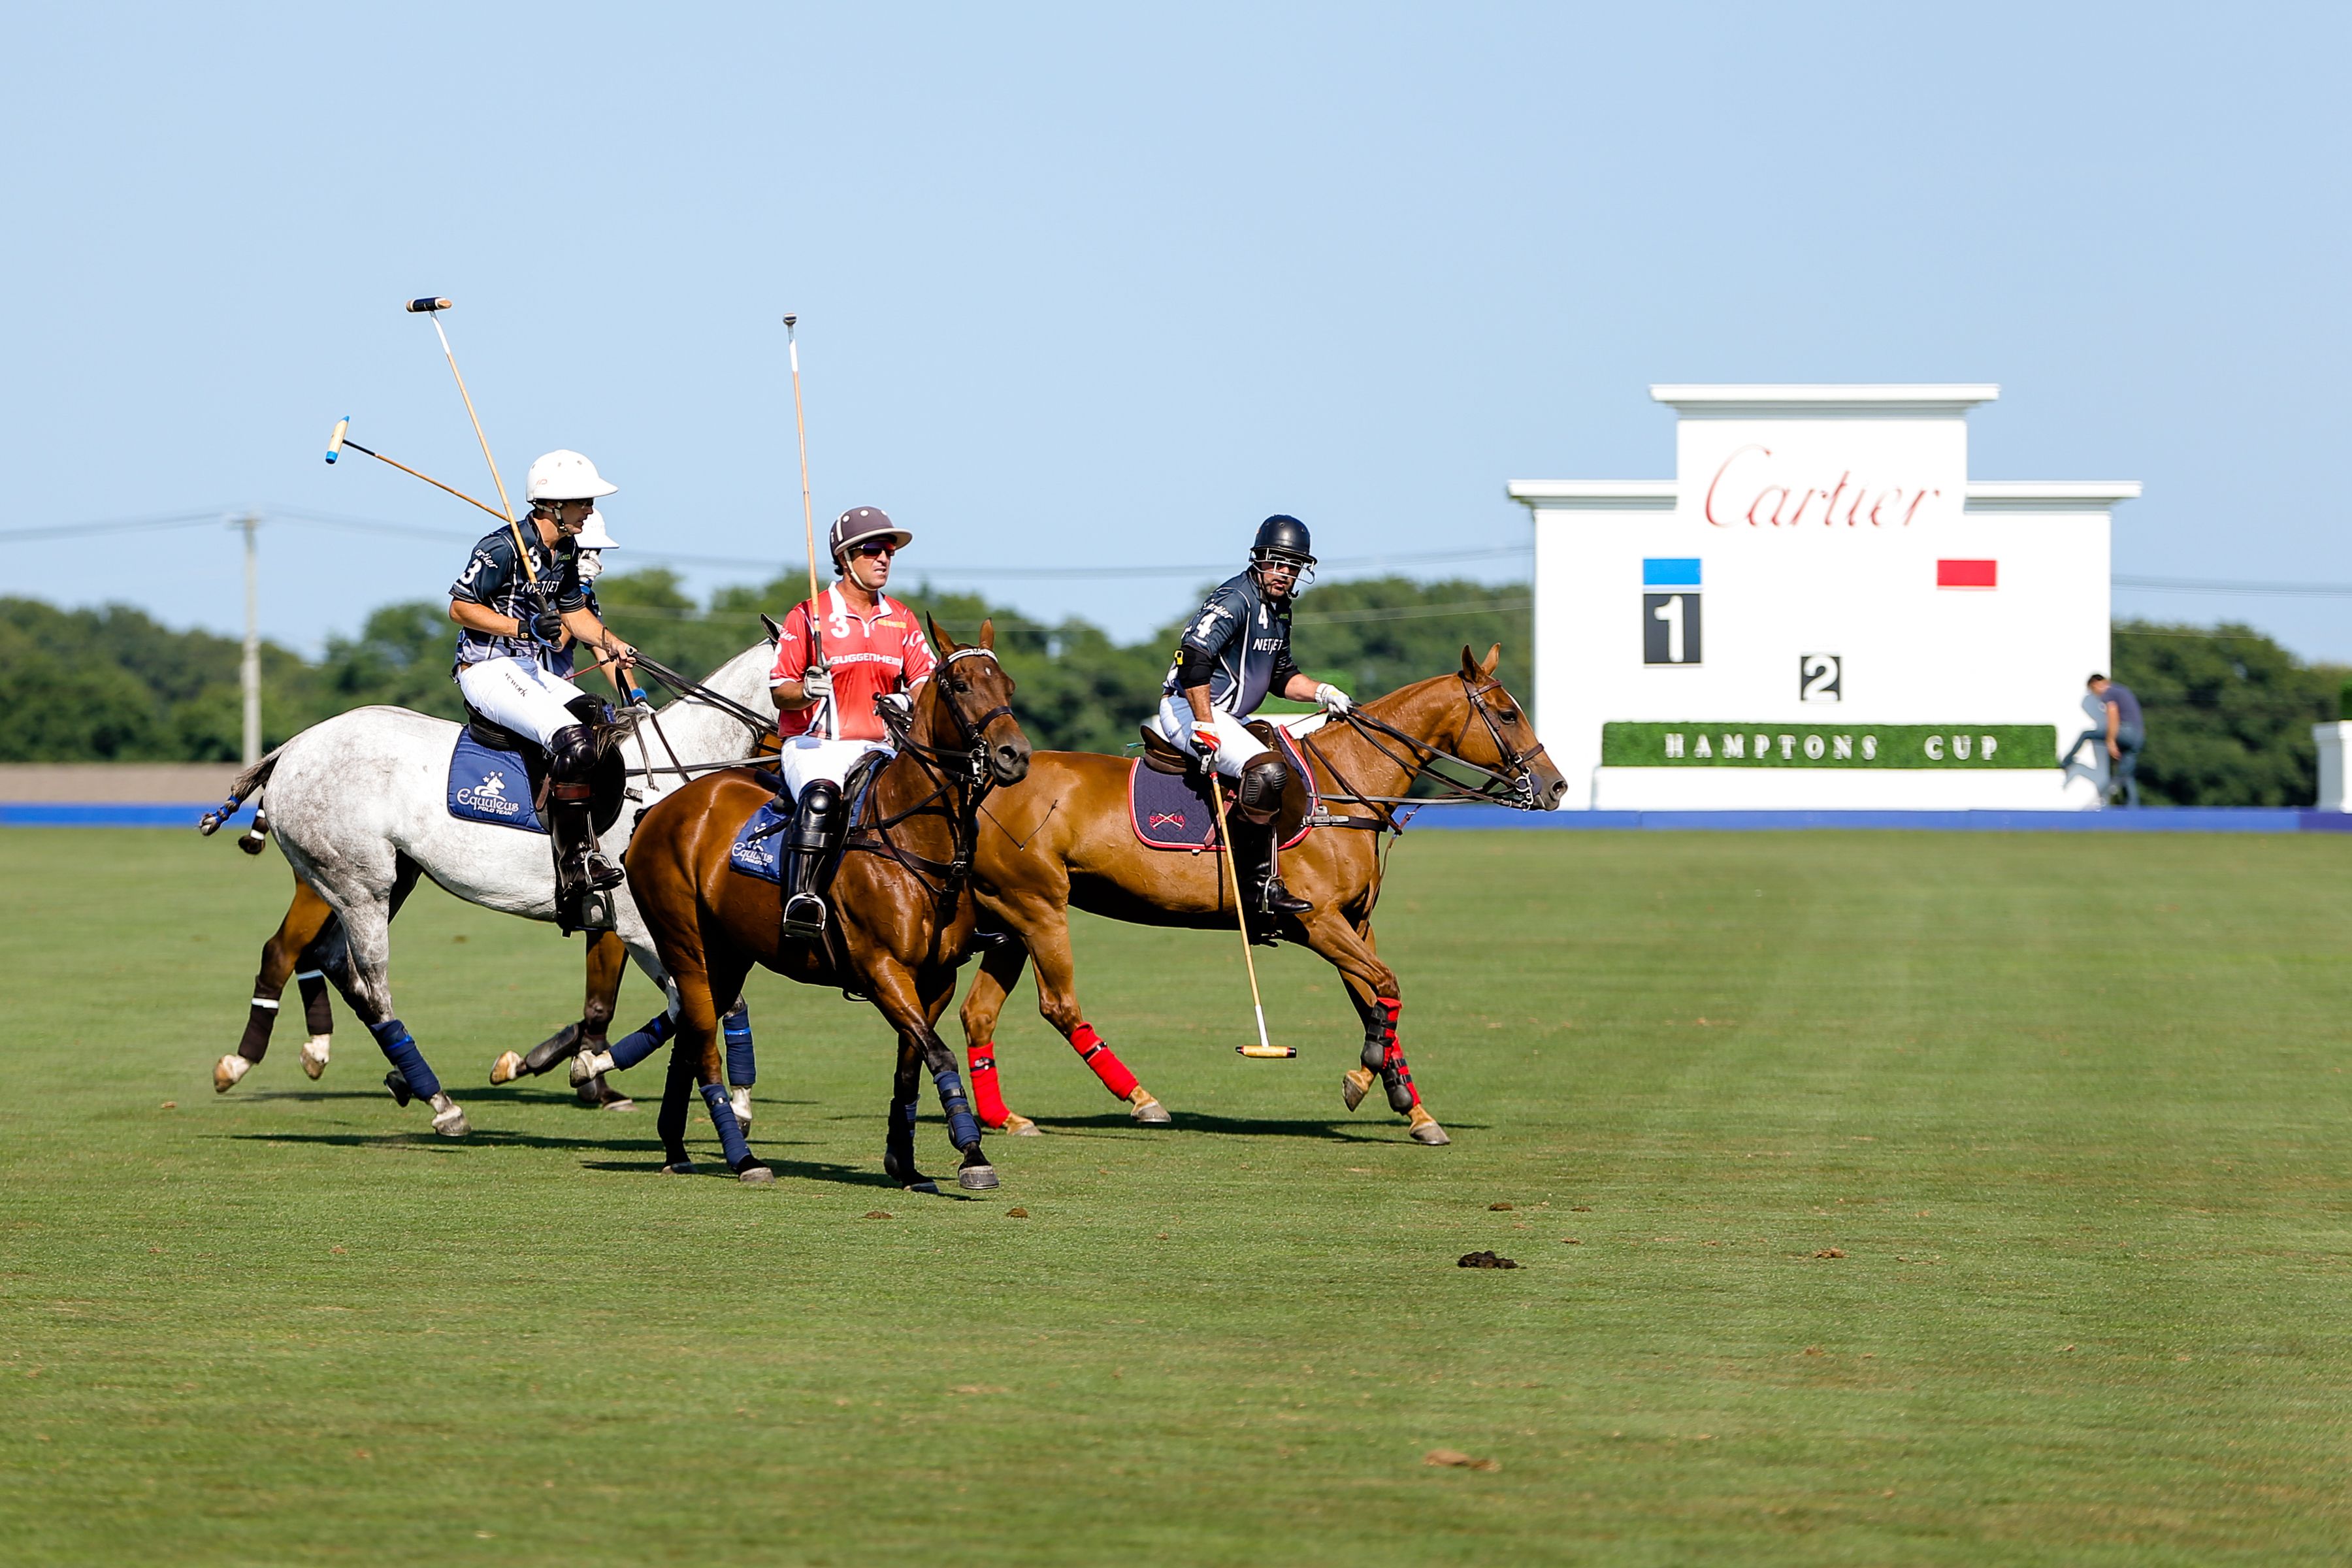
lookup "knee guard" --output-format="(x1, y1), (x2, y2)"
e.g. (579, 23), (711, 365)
(1237, 754), (1288, 826)
(550, 723), (599, 784)
(788, 779), (844, 854)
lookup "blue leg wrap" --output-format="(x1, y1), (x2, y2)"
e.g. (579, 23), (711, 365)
(608, 1009), (678, 1072)
(930, 1067), (981, 1151)
(369, 1018), (440, 1101)
(699, 1081), (753, 1168)
(723, 1002), (755, 1086)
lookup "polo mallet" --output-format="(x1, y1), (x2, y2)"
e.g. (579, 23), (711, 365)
(1208, 772), (1295, 1060)
(406, 296), (534, 584)
(782, 314), (830, 736)
(323, 418), (511, 524)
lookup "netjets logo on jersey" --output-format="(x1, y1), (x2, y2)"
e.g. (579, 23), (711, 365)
(455, 772), (521, 817)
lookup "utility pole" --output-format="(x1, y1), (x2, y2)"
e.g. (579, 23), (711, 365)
(237, 512), (261, 765)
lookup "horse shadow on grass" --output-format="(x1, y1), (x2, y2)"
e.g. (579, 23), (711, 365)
(1007, 1110), (1485, 1141)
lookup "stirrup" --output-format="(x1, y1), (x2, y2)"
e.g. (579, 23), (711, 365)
(1258, 877), (1313, 917)
(782, 892), (828, 939)
(581, 853), (625, 892)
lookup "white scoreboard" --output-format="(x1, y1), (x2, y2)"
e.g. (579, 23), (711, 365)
(1511, 386), (2139, 811)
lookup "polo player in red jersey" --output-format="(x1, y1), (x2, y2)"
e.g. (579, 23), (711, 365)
(767, 506), (938, 939)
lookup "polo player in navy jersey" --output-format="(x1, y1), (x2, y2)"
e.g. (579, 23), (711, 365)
(446, 449), (638, 926)
(1147, 515), (1352, 916)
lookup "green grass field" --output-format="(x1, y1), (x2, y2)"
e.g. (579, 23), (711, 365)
(5, 826), (2351, 1564)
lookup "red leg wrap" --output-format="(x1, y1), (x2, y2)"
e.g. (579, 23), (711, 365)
(967, 1044), (1010, 1129)
(1068, 1022), (1139, 1100)
(1375, 996), (1420, 1107)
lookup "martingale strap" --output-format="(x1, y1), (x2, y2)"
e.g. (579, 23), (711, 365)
(1325, 674), (1540, 811)
(843, 645), (1012, 896)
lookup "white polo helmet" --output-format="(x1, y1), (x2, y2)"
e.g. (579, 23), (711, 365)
(526, 449), (618, 502)
(575, 508), (618, 549)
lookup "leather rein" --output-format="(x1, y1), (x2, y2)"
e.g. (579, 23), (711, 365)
(848, 645), (1016, 896)
(1303, 672), (1545, 830)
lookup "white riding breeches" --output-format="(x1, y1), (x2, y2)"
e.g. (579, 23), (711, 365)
(779, 735), (891, 802)
(1152, 696), (1272, 781)
(455, 657), (589, 748)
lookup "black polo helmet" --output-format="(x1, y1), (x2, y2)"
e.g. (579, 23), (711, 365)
(828, 506), (913, 563)
(1249, 514), (1315, 568)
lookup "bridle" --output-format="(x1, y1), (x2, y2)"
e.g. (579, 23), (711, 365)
(1325, 671), (1547, 811)
(857, 645), (1018, 894)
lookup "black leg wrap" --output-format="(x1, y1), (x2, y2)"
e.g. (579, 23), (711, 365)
(521, 1021), (583, 1077)
(298, 972), (333, 1037)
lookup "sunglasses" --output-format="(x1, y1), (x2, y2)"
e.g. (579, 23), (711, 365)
(850, 540), (896, 558)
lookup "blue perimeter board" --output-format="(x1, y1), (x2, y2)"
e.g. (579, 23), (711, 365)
(10, 800), (2352, 834)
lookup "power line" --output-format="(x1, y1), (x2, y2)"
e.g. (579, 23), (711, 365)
(2114, 574), (2352, 598)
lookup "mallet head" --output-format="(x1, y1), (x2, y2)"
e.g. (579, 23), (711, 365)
(404, 297), (452, 314)
(782, 313), (797, 329)
(324, 416), (350, 464)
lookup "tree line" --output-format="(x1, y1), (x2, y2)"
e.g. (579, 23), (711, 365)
(0, 584), (2337, 806)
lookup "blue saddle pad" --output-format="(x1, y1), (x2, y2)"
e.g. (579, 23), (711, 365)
(447, 731), (544, 834)
(728, 797), (792, 883)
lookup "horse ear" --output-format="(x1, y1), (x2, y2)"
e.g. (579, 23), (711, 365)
(759, 613), (783, 646)
(927, 613), (960, 654)
(979, 617), (995, 651)
(1481, 644), (1501, 676)
(1460, 644), (1480, 677)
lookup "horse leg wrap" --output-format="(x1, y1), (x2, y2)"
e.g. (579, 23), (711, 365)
(297, 970), (333, 1037)
(967, 1044), (1010, 1128)
(886, 1096), (919, 1168)
(368, 1018), (442, 1102)
(238, 972), (284, 1063)
(722, 1000), (755, 1088)
(1365, 996), (1418, 1111)
(698, 1081), (753, 1169)
(930, 1066), (983, 1151)
(607, 1009), (678, 1073)
(1068, 1022), (1138, 1100)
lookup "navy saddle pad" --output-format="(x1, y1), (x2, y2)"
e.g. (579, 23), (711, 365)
(447, 731), (544, 834)
(1127, 730), (1313, 851)
(728, 797), (791, 883)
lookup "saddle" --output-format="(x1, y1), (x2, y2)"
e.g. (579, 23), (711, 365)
(461, 698), (629, 835)
(1129, 720), (1315, 852)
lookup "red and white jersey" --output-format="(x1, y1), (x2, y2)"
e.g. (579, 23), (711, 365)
(770, 587), (938, 742)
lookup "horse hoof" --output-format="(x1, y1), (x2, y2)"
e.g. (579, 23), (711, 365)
(214, 1054), (251, 1093)
(661, 1161), (695, 1175)
(958, 1162), (1000, 1192)
(1341, 1067), (1375, 1112)
(384, 1070), (414, 1107)
(301, 1036), (331, 1079)
(1128, 1095), (1172, 1126)
(490, 1051), (524, 1085)
(1407, 1111), (1450, 1147)
(904, 1179), (941, 1196)
(735, 1161), (776, 1186)
(1002, 1112), (1043, 1137)
(588, 1091), (635, 1112)
(429, 1095), (470, 1137)
(728, 1086), (755, 1130)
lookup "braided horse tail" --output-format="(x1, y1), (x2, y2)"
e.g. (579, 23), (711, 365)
(198, 746), (286, 853)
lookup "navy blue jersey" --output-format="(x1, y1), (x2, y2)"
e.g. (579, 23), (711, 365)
(448, 525), (587, 671)
(1162, 570), (1303, 716)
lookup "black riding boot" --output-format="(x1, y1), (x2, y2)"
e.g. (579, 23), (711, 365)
(1236, 753), (1311, 917)
(1243, 819), (1312, 917)
(781, 779), (845, 941)
(548, 723), (621, 932)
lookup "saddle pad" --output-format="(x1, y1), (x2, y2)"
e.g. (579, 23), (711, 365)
(726, 759), (885, 885)
(728, 797), (791, 883)
(447, 730), (545, 834)
(1128, 730), (1313, 852)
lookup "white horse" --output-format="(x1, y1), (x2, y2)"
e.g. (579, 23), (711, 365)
(206, 639), (779, 1135)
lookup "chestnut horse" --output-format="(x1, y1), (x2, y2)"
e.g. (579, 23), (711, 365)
(625, 620), (1032, 1189)
(957, 645), (1566, 1145)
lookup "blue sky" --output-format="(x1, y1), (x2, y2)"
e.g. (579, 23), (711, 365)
(2, 4), (2345, 657)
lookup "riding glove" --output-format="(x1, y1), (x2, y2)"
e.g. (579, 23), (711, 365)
(799, 667), (834, 702)
(1315, 683), (1352, 715)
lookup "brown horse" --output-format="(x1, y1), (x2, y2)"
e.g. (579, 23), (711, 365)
(624, 619), (1032, 1188)
(956, 645), (1566, 1145)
